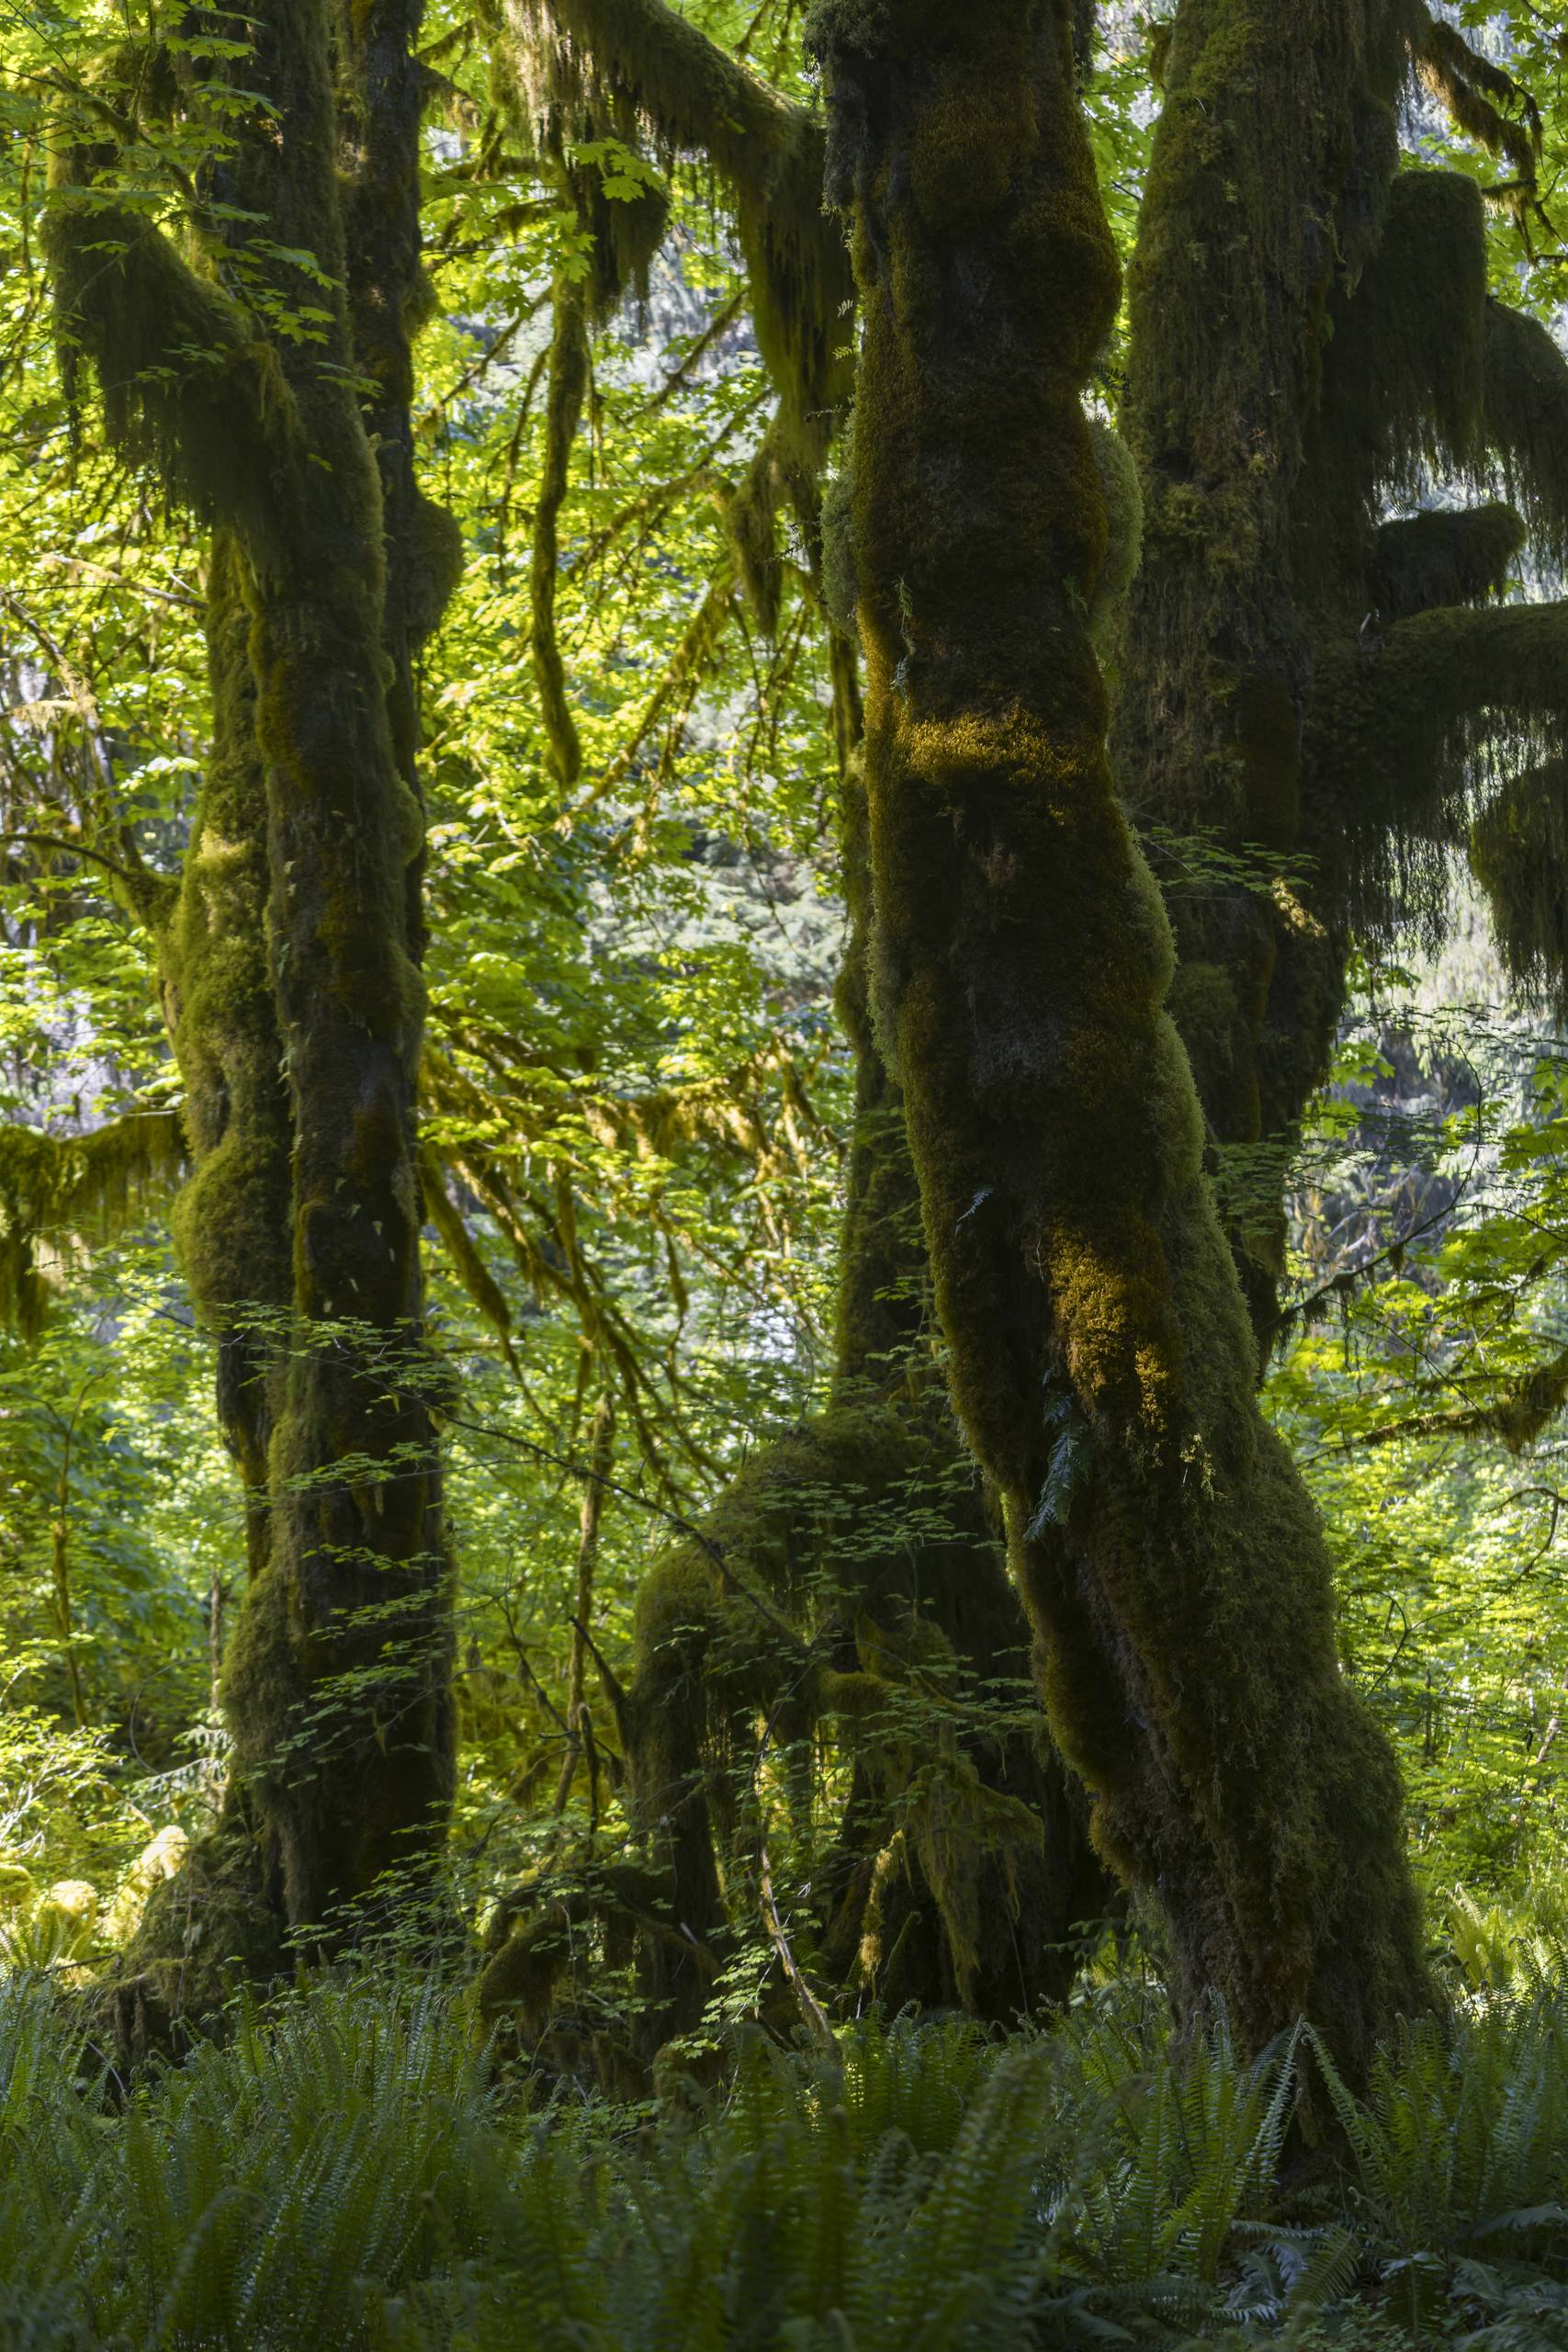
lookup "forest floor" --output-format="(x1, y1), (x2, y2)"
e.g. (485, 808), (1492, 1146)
(1, 1957), (1565, 2348)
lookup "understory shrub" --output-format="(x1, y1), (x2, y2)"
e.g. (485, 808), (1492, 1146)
(0, 1970), (1565, 2348)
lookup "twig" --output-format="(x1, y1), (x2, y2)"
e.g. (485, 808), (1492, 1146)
(447, 1408), (805, 1650)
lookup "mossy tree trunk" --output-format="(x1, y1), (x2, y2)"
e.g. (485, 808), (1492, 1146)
(1115, 1), (1568, 1360)
(808, 0), (1433, 2080)
(160, 537), (293, 1586)
(46, 0), (458, 1975)
(480, 661), (1111, 2068)
(470, 0), (1109, 2072)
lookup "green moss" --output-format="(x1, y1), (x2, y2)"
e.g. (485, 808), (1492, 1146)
(498, 0), (853, 464)
(1416, 17), (1540, 192)
(95, 1804), (283, 2064)
(1471, 757), (1568, 1007)
(1310, 599), (1568, 944)
(1369, 501), (1525, 622)
(0, 1114), (186, 1343)
(1086, 419), (1142, 659)
(531, 266), (590, 789)
(724, 420), (808, 637)
(161, 535), (293, 1515)
(406, 493), (466, 646)
(1115, 1), (1566, 1374)
(1315, 170), (1489, 536)
(486, 635), (1112, 2064)
(820, 439), (859, 636)
(813, 0), (1433, 2083)
(1483, 300), (1568, 574)
(42, 162), (300, 571)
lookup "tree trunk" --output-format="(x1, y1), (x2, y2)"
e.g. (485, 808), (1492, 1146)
(808, 0), (1432, 2082)
(162, 534), (293, 1582)
(479, 650), (1111, 2066)
(46, 0), (459, 1989)
(1114, 1), (1568, 1355)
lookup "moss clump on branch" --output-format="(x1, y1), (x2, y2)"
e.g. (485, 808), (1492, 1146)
(1483, 300), (1568, 573)
(0, 1113), (186, 1343)
(1471, 760), (1568, 1005)
(1368, 502), (1524, 622)
(1315, 170), (1490, 529)
(1311, 599), (1568, 951)
(42, 177), (299, 575)
(480, 1401), (1108, 2065)
(497, 0), (852, 464)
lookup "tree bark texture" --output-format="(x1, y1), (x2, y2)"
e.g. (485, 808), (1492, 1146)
(1115, 0), (1568, 1358)
(808, 0), (1433, 2080)
(45, 0), (459, 1957)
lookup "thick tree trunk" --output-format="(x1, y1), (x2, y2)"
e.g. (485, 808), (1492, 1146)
(809, 0), (1432, 2081)
(1114, 2), (1568, 1351)
(480, 652), (1111, 2064)
(47, 0), (458, 1984)
(217, 0), (453, 1931)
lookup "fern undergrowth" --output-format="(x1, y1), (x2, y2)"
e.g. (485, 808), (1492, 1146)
(0, 1968), (1566, 2350)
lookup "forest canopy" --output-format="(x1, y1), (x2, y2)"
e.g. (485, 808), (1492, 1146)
(6, 2), (1568, 2346)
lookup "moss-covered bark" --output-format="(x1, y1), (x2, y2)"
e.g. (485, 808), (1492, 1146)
(480, 648), (1110, 2066)
(502, 0), (852, 468)
(1115, 3), (1568, 1350)
(161, 536), (293, 1577)
(45, 0), (460, 1966)
(807, 0), (1431, 2080)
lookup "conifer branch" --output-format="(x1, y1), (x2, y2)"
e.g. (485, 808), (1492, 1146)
(1311, 597), (1568, 841)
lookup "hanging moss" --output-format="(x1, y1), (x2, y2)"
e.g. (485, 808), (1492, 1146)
(1314, 170), (1490, 534)
(725, 415), (818, 637)
(0, 1113), (186, 1343)
(1311, 599), (1568, 943)
(820, 427), (859, 637)
(1483, 300), (1568, 573)
(811, 0), (1432, 2083)
(406, 494), (467, 648)
(1369, 501), (1524, 622)
(1415, 17), (1540, 191)
(41, 175), (299, 576)
(1471, 758), (1568, 1007)
(495, 0), (853, 463)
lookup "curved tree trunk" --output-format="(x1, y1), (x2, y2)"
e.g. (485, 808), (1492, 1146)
(47, 0), (460, 2021)
(808, 0), (1432, 2083)
(480, 649), (1111, 2068)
